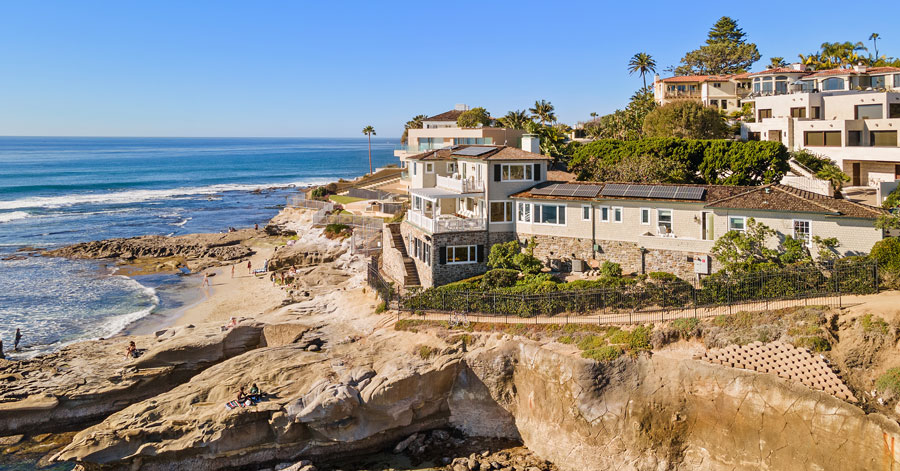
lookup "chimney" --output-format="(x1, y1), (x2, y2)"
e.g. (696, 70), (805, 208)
(653, 74), (661, 83)
(521, 134), (541, 154)
(454, 104), (469, 111)
(790, 63), (807, 72)
(854, 63), (867, 73)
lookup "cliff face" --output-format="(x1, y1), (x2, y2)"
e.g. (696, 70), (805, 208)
(51, 332), (900, 471)
(469, 339), (900, 471)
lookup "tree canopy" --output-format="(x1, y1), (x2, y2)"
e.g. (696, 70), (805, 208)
(568, 138), (790, 186)
(628, 52), (657, 89)
(456, 107), (492, 128)
(798, 39), (900, 70)
(583, 87), (656, 141)
(642, 101), (729, 139)
(400, 114), (426, 143)
(529, 100), (556, 125)
(497, 110), (530, 129)
(674, 16), (760, 75)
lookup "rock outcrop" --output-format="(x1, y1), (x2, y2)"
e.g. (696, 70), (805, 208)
(0, 323), (264, 436)
(268, 243), (345, 271)
(45, 231), (257, 262)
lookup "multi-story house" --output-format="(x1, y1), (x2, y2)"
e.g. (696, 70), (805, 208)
(382, 141), (886, 288)
(654, 64), (900, 188)
(395, 105), (526, 176)
(382, 139), (549, 287)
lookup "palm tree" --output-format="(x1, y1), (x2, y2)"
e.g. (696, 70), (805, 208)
(362, 126), (376, 174)
(768, 57), (786, 69)
(816, 166), (850, 197)
(498, 110), (530, 129)
(627, 52), (657, 89)
(401, 115), (426, 144)
(589, 112), (598, 120)
(529, 100), (556, 125)
(869, 33), (881, 59)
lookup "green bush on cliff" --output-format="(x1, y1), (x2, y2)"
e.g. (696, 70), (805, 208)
(876, 368), (900, 396)
(581, 345), (623, 362)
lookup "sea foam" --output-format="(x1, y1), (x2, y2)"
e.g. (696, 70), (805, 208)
(0, 211), (30, 223)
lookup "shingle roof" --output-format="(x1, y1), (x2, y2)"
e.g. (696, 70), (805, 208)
(807, 66), (900, 77)
(510, 181), (886, 219)
(406, 145), (550, 162)
(423, 109), (465, 121)
(748, 68), (809, 76)
(703, 184), (887, 219)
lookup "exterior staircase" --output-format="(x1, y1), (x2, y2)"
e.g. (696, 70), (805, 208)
(387, 223), (420, 287)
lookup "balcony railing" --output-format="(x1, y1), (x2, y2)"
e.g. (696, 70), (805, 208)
(436, 175), (484, 193)
(664, 90), (702, 98)
(407, 210), (486, 233)
(395, 143), (451, 154)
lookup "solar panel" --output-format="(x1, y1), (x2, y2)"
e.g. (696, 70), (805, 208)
(530, 185), (555, 195)
(674, 187), (706, 200)
(600, 184), (628, 197)
(648, 186), (678, 199)
(572, 185), (601, 198)
(628, 185), (653, 198)
(451, 146), (495, 157)
(550, 183), (579, 197)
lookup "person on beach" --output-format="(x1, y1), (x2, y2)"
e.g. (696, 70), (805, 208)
(125, 341), (137, 359)
(231, 265), (235, 279)
(202, 272), (210, 288)
(14, 328), (21, 352)
(237, 386), (249, 405)
(247, 260), (252, 275)
(0, 339), (5, 360)
(254, 223), (259, 231)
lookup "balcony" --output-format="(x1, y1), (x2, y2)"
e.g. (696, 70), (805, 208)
(395, 143), (451, 154)
(435, 175), (484, 193)
(664, 90), (702, 99)
(407, 210), (486, 233)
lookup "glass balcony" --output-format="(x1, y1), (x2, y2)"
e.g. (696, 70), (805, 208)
(435, 175), (484, 193)
(407, 210), (486, 233)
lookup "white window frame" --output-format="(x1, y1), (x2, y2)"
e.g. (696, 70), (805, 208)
(489, 200), (514, 223)
(534, 203), (567, 226)
(599, 205), (610, 222)
(447, 162), (457, 174)
(581, 205), (591, 221)
(728, 215), (746, 232)
(793, 219), (812, 247)
(517, 201), (532, 223)
(500, 163), (533, 182)
(612, 206), (623, 223)
(657, 209), (673, 233)
(425, 162), (434, 173)
(446, 245), (477, 265)
(640, 208), (650, 225)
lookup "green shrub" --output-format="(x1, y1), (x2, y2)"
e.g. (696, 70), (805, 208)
(648, 271), (678, 282)
(581, 345), (623, 362)
(310, 187), (327, 198)
(577, 335), (606, 351)
(871, 238), (900, 286)
(557, 335), (574, 344)
(416, 345), (437, 360)
(374, 302), (387, 314)
(876, 368), (900, 395)
(324, 223), (350, 235)
(599, 261), (622, 278)
(482, 269), (519, 290)
(627, 325), (652, 351)
(793, 336), (830, 352)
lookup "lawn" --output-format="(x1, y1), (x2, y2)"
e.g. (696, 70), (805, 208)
(329, 195), (366, 204)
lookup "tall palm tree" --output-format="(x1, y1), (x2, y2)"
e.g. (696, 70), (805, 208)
(869, 33), (881, 59)
(529, 100), (556, 125)
(627, 52), (657, 89)
(768, 57), (786, 69)
(590, 112), (598, 120)
(362, 126), (376, 174)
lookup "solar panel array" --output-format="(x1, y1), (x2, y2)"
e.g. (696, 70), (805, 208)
(451, 146), (495, 157)
(599, 184), (706, 201)
(530, 183), (600, 198)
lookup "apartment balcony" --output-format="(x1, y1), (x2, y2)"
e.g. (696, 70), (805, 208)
(395, 143), (451, 154)
(664, 90), (702, 99)
(435, 175), (484, 193)
(407, 210), (486, 233)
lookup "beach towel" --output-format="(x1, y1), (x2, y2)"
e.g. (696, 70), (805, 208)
(225, 400), (241, 410)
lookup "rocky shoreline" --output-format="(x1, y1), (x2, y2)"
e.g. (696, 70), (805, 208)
(5, 206), (900, 470)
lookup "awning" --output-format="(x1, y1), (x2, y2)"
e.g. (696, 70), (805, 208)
(409, 187), (481, 201)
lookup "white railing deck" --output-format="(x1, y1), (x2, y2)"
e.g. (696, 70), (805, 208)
(435, 175), (484, 193)
(407, 210), (486, 233)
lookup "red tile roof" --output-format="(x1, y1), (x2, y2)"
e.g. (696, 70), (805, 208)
(406, 145), (551, 162)
(659, 75), (731, 83)
(748, 68), (810, 76)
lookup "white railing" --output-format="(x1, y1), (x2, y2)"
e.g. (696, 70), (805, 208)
(780, 175), (833, 196)
(436, 175), (484, 193)
(406, 211), (486, 233)
(407, 210), (435, 232)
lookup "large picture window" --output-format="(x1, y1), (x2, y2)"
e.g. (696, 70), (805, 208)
(500, 164), (533, 182)
(822, 77), (844, 91)
(855, 104), (883, 120)
(517, 202), (531, 223)
(446, 245), (477, 264)
(871, 131), (898, 147)
(804, 131), (841, 147)
(490, 201), (513, 223)
(535, 204), (566, 225)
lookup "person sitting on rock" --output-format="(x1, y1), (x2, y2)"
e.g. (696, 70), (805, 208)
(248, 383), (262, 402)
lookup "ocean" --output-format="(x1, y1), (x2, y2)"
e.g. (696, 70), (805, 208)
(0, 137), (397, 357)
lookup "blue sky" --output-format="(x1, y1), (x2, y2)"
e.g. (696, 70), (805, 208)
(1, 1), (896, 138)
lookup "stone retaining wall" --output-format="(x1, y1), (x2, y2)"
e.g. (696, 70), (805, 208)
(381, 225), (408, 286)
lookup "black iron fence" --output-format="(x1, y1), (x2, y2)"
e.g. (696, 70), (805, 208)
(367, 257), (394, 305)
(394, 261), (878, 323)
